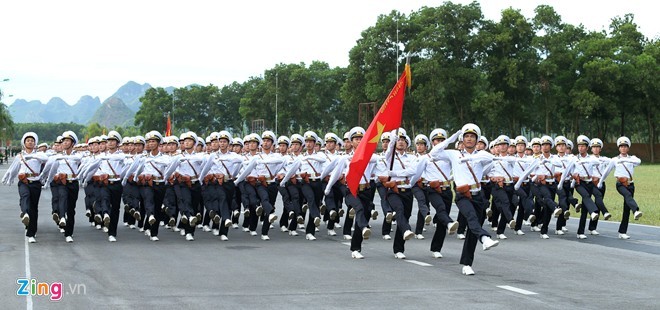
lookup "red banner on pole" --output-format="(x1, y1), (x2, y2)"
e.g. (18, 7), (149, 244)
(346, 64), (411, 196)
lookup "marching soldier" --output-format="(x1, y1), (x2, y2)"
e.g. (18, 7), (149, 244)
(129, 131), (170, 241)
(488, 135), (517, 240)
(235, 133), (278, 239)
(37, 143), (48, 153)
(511, 135), (535, 235)
(552, 136), (577, 235)
(477, 137), (495, 234)
(162, 136), (182, 232)
(410, 128), (459, 258)
(612, 136), (643, 239)
(320, 132), (343, 236)
(247, 132), (283, 240)
(229, 137), (244, 228)
(49, 131), (83, 243)
(324, 126), (378, 258)
(274, 135), (295, 233)
(571, 135), (605, 239)
(122, 137), (140, 230)
(528, 138), (543, 233)
(342, 132), (353, 154)
(199, 131), (243, 240)
(428, 124), (499, 275)
(411, 134), (432, 240)
(375, 132), (394, 240)
(170, 132), (205, 241)
(566, 140), (574, 155)
(299, 131), (327, 240)
(237, 135), (256, 233)
(195, 137), (206, 153)
(132, 136), (149, 233)
(533, 136), (561, 239)
(200, 134), (218, 233)
(383, 129), (417, 259)
(587, 138), (612, 236)
(48, 135), (64, 232)
(2, 132), (48, 243)
(90, 131), (127, 242)
(280, 134), (307, 236)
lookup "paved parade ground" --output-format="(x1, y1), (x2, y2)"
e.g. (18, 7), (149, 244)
(1, 165), (659, 309)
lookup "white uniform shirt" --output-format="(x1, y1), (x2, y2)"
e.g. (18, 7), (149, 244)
(420, 153), (452, 182)
(55, 151), (83, 180)
(386, 151), (417, 189)
(141, 152), (171, 180)
(430, 149), (493, 190)
(97, 150), (126, 181)
(614, 155), (641, 180)
(19, 151), (47, 181)
(533, 153), (557, 178)
(208, 150), (243, 179)
(255, 151), (285, 180)
(298, 151), (326, 179)
(573, 153), (597, 179)
(176, 150), (205, 180)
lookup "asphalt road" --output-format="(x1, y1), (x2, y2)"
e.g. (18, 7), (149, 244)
(1, 165), (658, 309)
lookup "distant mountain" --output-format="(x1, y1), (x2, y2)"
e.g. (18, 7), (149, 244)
(8, 99), (46, 122)
(88, 97), (135, 128)
(9, 96), (101, 124)
(8, 81), (159, 124)
(70, 96), (102, 123)
(39, 97), (69, 122)
(109, 81), (152, 112)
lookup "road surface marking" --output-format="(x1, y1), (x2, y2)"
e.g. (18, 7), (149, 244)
(497, 285), (538, 295)
(25, 237), (33, 310)
(406, 260), (433, 267)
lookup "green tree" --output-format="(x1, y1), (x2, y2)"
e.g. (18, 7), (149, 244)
(12, 123), (86, 144)
(212, 82), (245, 134)
(0, 103), (15, 142)
(114, 125), (142, 137)
(239, 76), (270, 133)
(134, 87), (173, 134)
(478, 7), (538, 135)
(570, 30), (619, 138)
(173, 84), (221, 136)
(532, 5), (585, 135)
(407, 1), (485, 134)
(340, 10), (413, 130)
(239, 62), (347, 135)
(609, 14), (646, 137)
(632, 39), (660, 161)
(83, 122), (107, 138)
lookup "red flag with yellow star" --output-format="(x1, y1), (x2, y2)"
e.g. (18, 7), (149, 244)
(346, 63), (411, 196)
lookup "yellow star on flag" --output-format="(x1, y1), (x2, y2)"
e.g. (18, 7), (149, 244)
(368, 121), (385, 144)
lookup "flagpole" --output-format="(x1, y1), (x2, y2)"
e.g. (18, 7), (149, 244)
(388, 56), (410, 173)
(396, 12), (399, 79)
(388, 129), (399, 173)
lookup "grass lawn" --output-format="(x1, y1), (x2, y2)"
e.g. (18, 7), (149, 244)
(600, 164), (660, 226)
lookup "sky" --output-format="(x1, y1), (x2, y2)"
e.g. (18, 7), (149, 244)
(1, 0), (658, 106)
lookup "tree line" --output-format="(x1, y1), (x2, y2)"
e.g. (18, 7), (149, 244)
(134, 2), (658, 161)
(5, 2), (658, 161)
